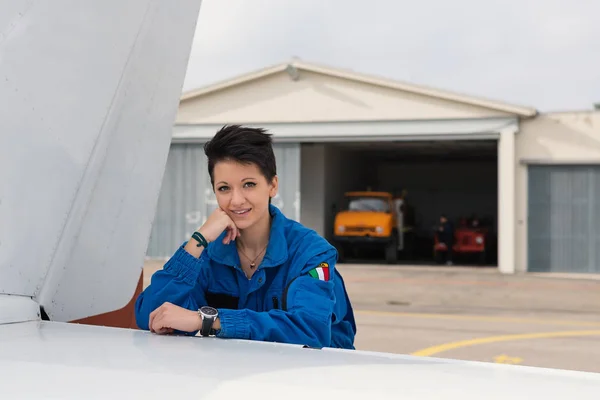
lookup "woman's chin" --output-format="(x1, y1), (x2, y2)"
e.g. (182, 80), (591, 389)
(234, 220), (253, 231)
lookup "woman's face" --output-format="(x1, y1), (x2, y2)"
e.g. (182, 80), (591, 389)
(213, 159), (278, 230)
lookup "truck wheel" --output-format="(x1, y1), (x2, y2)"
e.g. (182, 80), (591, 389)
(385, 235), (398, 264)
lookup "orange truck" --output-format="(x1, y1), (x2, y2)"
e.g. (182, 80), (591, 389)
(332, 191), (403, 264)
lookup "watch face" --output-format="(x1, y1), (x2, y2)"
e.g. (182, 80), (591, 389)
(200, 306), (218, 316)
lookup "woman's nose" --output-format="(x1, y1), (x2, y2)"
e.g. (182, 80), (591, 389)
(230, 188), (245, 205)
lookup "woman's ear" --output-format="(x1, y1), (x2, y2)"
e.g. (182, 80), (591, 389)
(269, 175), (279, 198)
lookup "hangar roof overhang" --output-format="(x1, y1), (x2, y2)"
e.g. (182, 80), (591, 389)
(172, 117), (518, 144)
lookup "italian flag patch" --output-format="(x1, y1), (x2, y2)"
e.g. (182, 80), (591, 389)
(308, 262), (330, 281)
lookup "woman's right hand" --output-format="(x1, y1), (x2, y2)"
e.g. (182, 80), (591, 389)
(198, 208), (240, 245)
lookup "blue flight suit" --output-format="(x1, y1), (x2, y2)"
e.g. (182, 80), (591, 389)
(135, 204), (357, 350)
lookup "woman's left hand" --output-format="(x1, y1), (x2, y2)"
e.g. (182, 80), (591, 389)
(149, 302), (201, 334)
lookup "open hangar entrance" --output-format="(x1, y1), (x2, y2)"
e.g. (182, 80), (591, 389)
(308, 139), (499, 266)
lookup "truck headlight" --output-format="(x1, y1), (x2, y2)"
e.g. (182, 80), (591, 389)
(338, 225), (345, 232)
(475, 236), (483, 244)
(376, 226), (383, 233)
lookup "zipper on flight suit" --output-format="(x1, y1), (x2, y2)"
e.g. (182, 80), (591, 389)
(281, 276), (299, 311)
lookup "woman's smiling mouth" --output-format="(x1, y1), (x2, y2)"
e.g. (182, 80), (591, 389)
(231, 208), (251, 216)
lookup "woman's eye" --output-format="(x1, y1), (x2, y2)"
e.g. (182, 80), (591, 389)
(244, 182), (256, 188)
(217, 186), (229, 192)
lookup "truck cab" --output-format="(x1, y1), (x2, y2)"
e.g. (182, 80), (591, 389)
(333, 191), (400, 263)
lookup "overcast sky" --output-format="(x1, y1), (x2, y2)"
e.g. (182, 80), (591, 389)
(182, 0), (599, 112)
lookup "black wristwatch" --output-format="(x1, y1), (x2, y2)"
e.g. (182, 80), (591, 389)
(197, 306), (218, 337)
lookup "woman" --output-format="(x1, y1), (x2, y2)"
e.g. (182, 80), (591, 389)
(135, 125), (356, 350)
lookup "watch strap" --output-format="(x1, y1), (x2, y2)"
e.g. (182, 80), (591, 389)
(200, 313), (214, 337)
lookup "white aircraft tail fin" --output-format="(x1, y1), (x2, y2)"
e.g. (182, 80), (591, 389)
(0, 0), (203, 323)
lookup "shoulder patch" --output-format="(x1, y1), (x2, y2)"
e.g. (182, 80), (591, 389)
(308, 262), (330, 281)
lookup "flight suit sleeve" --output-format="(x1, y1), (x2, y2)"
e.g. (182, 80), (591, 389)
(216, 248), (337, 348)
(134, 242), (210, 331)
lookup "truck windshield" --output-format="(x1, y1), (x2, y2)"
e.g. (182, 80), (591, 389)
(346, 197), (390, 212)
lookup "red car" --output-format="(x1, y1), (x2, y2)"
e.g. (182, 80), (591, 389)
(434, 218), (488, 265)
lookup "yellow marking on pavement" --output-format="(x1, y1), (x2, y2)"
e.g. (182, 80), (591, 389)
(494, 354), (523, 365)
(356, 310), (600, 327)
(411, 330), (600, 357)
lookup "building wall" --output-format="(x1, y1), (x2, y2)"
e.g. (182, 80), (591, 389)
(515, 111), (600, 272)
(300, 144), (326, 236)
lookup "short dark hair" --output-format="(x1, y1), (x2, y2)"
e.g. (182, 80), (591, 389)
(204, 125), (277, 187)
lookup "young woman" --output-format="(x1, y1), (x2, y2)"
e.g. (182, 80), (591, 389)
(134, 125), (356, 350)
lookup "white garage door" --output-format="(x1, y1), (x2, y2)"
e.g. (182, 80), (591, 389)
(528, 165), (600, 273)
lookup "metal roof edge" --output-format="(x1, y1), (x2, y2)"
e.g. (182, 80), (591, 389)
(171, 117), (514, 143)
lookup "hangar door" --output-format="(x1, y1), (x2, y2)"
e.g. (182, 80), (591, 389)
(528, 165), (600, 273)
(146, 143), (300, 258)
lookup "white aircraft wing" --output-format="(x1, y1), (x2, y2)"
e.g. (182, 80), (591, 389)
(2, 320), (600, 399)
